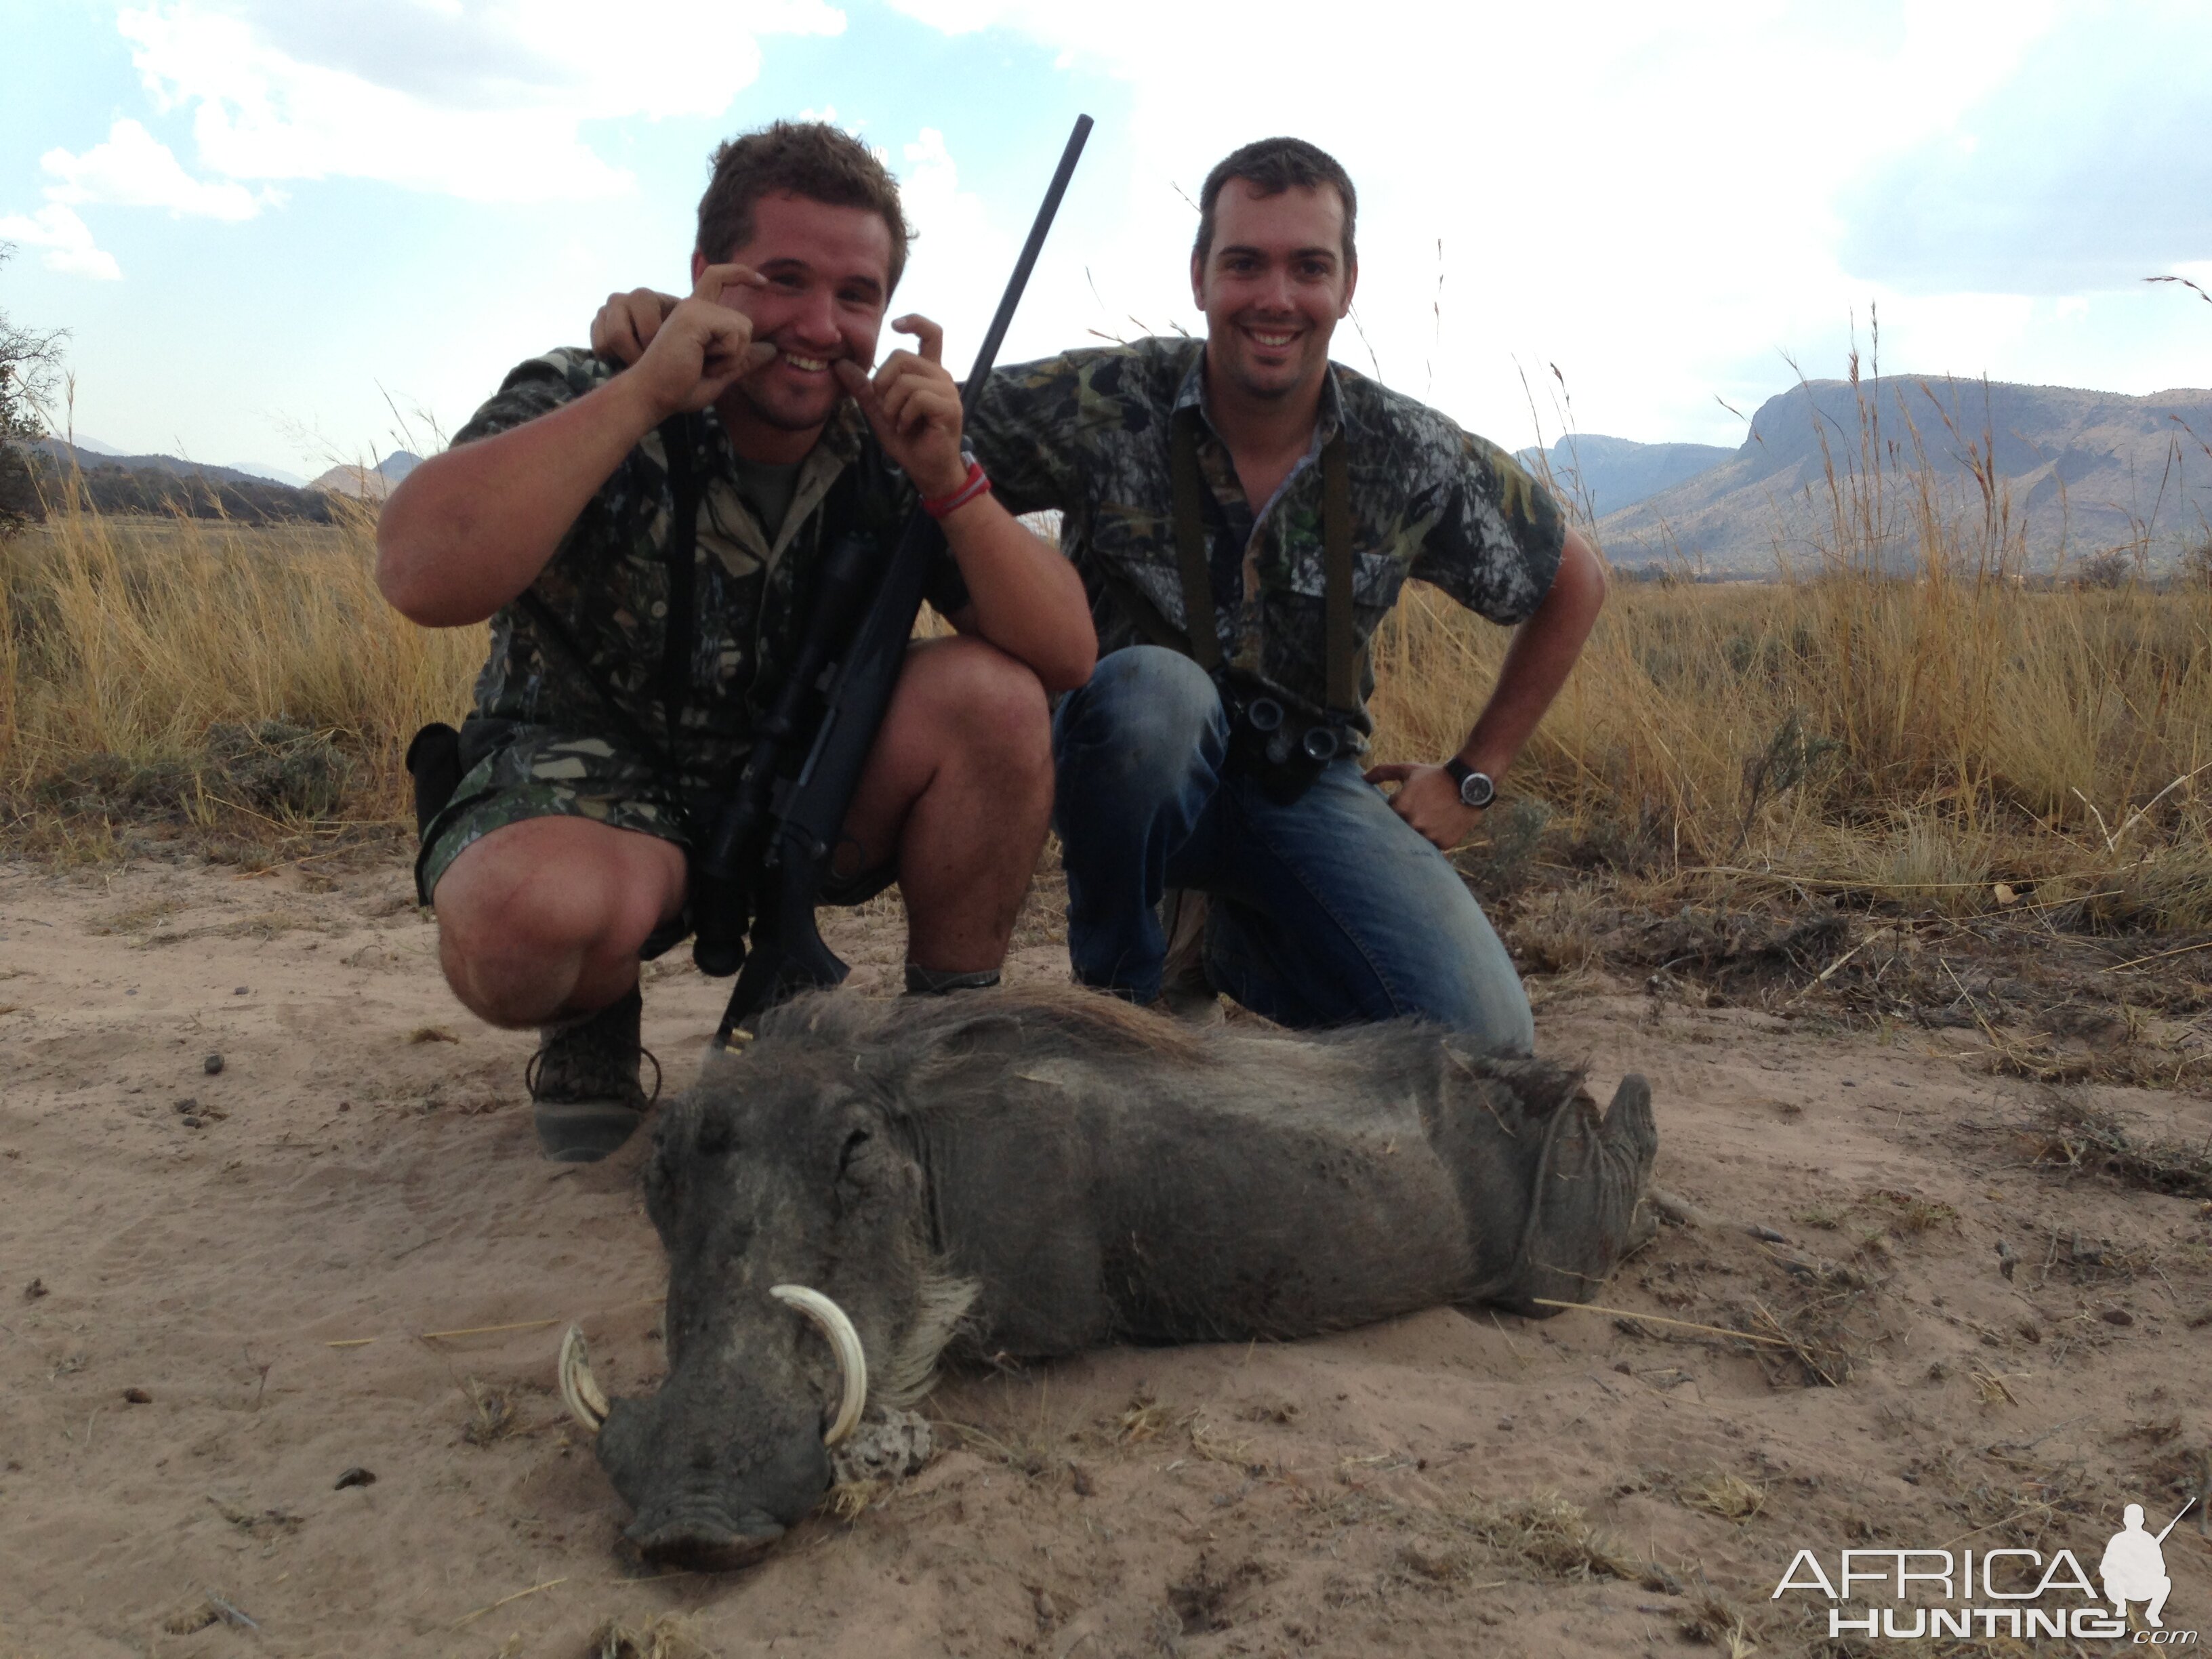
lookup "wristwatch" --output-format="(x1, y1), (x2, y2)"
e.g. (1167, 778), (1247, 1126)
(1442, 758), (1496, 810)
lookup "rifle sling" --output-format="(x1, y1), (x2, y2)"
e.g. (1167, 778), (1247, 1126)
(1170, 408), (1357, 711)
(656, 415), (700, 743)
(510, 411), (700, 787)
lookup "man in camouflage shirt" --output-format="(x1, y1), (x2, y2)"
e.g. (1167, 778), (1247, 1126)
(378, 122), (1094, 1160)
(954, 138), (1607, 1046)
(591, 137), (1604, 1050)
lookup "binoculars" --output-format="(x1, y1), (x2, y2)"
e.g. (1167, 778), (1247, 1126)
(1219, 680), (1349, 806)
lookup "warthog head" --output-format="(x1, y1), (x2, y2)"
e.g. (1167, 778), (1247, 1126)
(558, 1004), (972, 1570)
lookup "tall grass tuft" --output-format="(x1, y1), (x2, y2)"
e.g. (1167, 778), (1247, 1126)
(1, 501), (482, 827)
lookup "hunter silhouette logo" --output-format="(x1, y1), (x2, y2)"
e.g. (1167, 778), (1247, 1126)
(1771, 1494), (2199, 1642)
(2102, 1500), (2194, 1630)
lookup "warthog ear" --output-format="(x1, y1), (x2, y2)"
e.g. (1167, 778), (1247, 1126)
(1603, 1076), (1655, 1149)
(893, 1009), (1031, 1095)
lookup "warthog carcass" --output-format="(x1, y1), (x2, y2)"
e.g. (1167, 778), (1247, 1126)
(560, 986), (1658, 1569)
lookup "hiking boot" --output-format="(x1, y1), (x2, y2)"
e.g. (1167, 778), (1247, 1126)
(1156, 888), (1225, 1026)
(528, 984), (659, 1163)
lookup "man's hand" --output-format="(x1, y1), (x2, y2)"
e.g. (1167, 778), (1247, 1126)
(833, 315), (968, 497)
(1364, 762), (1483, 851)
(592, 286), (680, 366)
(625, 266), (775, 417)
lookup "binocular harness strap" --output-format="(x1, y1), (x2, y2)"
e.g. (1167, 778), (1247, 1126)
(1168, 407), (1223, 674)
(1321, 435), (1353, 713)
(1169, 408), (1357, 712)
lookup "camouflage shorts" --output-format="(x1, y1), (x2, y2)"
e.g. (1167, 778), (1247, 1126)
(414, 726), (893, 929)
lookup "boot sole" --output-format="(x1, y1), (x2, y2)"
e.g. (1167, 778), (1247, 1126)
(534, 1099), (646, 1163)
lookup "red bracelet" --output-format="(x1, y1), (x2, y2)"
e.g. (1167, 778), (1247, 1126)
(922, 459), (991, 518)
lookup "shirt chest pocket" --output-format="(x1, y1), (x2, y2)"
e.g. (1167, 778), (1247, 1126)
(1271, 545), (1409, 628)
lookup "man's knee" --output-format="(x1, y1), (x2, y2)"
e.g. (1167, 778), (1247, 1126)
(897, 636), (1052, 781)
(435, 820), (679, 976)
(1057, 646), (1222, 787)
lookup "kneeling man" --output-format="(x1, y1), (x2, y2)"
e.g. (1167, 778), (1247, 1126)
(377, 121), (1095, 1160)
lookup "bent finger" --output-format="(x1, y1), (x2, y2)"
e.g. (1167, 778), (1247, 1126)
(893, 313), (943, 365)
(692, 262), (766, 306)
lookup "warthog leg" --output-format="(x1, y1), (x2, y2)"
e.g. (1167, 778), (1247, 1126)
(559, 1324), (610, 1433)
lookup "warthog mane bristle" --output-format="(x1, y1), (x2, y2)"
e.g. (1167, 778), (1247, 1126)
(875, 1267), (980, 1410)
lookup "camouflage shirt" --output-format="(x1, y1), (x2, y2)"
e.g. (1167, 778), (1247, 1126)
(452, 348), (966, 790)
(967, 335), (1563, 735)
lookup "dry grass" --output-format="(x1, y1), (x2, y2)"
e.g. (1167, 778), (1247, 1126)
(0, 502), (480, 832)
(5, 383), (2208, 945)
(1370, 574), (2211, 930)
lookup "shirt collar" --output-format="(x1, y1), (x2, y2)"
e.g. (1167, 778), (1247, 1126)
(1174, 340), (1351, 449)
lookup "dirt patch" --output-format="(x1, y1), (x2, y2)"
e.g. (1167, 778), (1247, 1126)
(1, 851), (2208, 1656)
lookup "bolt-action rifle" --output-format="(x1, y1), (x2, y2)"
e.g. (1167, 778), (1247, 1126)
(688, 112), (1092, 1047)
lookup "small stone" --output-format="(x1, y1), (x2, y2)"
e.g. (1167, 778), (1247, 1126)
(337, 1101), (351, 1112)
(172, 1099), (198, 1115)
(334, 1465), (375, 1490)
(2100, 1308), (2135, 1326)
(181, 1117), (204, 1130)
(233, 987), (249, 996)
(203, 1053), (224, 1076)
(122, 1387), (152, 1404)
(22, 1278), (45, 1301)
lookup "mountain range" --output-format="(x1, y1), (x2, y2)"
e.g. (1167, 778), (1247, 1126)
(26, 379), (2212, 573)
(1567, 379), (2212, 574)
(26, 441), (423, 524)
(1514, 434), (1735, 522)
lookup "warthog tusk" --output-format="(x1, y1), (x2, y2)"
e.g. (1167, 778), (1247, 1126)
(558, 1324), (609, 1434)
(770, 1284), (866, 1446)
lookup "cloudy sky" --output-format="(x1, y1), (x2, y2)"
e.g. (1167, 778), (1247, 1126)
(4, 0), (2209, 481)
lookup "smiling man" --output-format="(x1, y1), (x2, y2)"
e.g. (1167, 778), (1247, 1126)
(377, 121), (1094, 1160)
(959, 136), (1605, 1045)
(588, 136), (1602, 1048)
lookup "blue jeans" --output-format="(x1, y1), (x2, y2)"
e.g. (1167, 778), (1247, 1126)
(1051, 647), (1534, 1051)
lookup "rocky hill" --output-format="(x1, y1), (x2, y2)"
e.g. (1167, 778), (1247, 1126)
(1593, 378), (2212, 574)
(1514, 434), (1734, 519)
(310, 452), (420, 502)
(26, 441), (336, 525)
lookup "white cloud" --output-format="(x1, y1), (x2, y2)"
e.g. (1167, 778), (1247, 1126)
(43, 119), (264, 221)
(0, 205), (123, 281)
(115, 0), (846, 204)
(874, 0), (2166, 446)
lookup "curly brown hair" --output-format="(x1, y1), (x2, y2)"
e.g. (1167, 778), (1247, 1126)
(696, 121), (914, 291)
(1193, 137), (1357, 270)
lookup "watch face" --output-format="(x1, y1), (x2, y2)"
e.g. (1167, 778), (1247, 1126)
(1458, 770), (1496, 809)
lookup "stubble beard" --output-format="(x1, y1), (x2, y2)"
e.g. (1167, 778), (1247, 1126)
(731, 372), (841, 435)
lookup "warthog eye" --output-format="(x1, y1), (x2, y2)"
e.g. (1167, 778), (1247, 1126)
(838, 1128), (872, 1177)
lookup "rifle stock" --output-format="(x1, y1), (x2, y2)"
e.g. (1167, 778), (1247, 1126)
(712, 112), (1093, 1044)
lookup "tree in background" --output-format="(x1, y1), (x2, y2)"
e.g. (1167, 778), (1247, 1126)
(1, 244), (66, 534)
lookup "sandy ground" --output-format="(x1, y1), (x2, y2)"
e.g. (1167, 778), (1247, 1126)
(2, 850), (2209, 1659)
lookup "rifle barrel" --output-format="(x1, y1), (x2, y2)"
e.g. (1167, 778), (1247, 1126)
(961, 113), (1092, 415)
